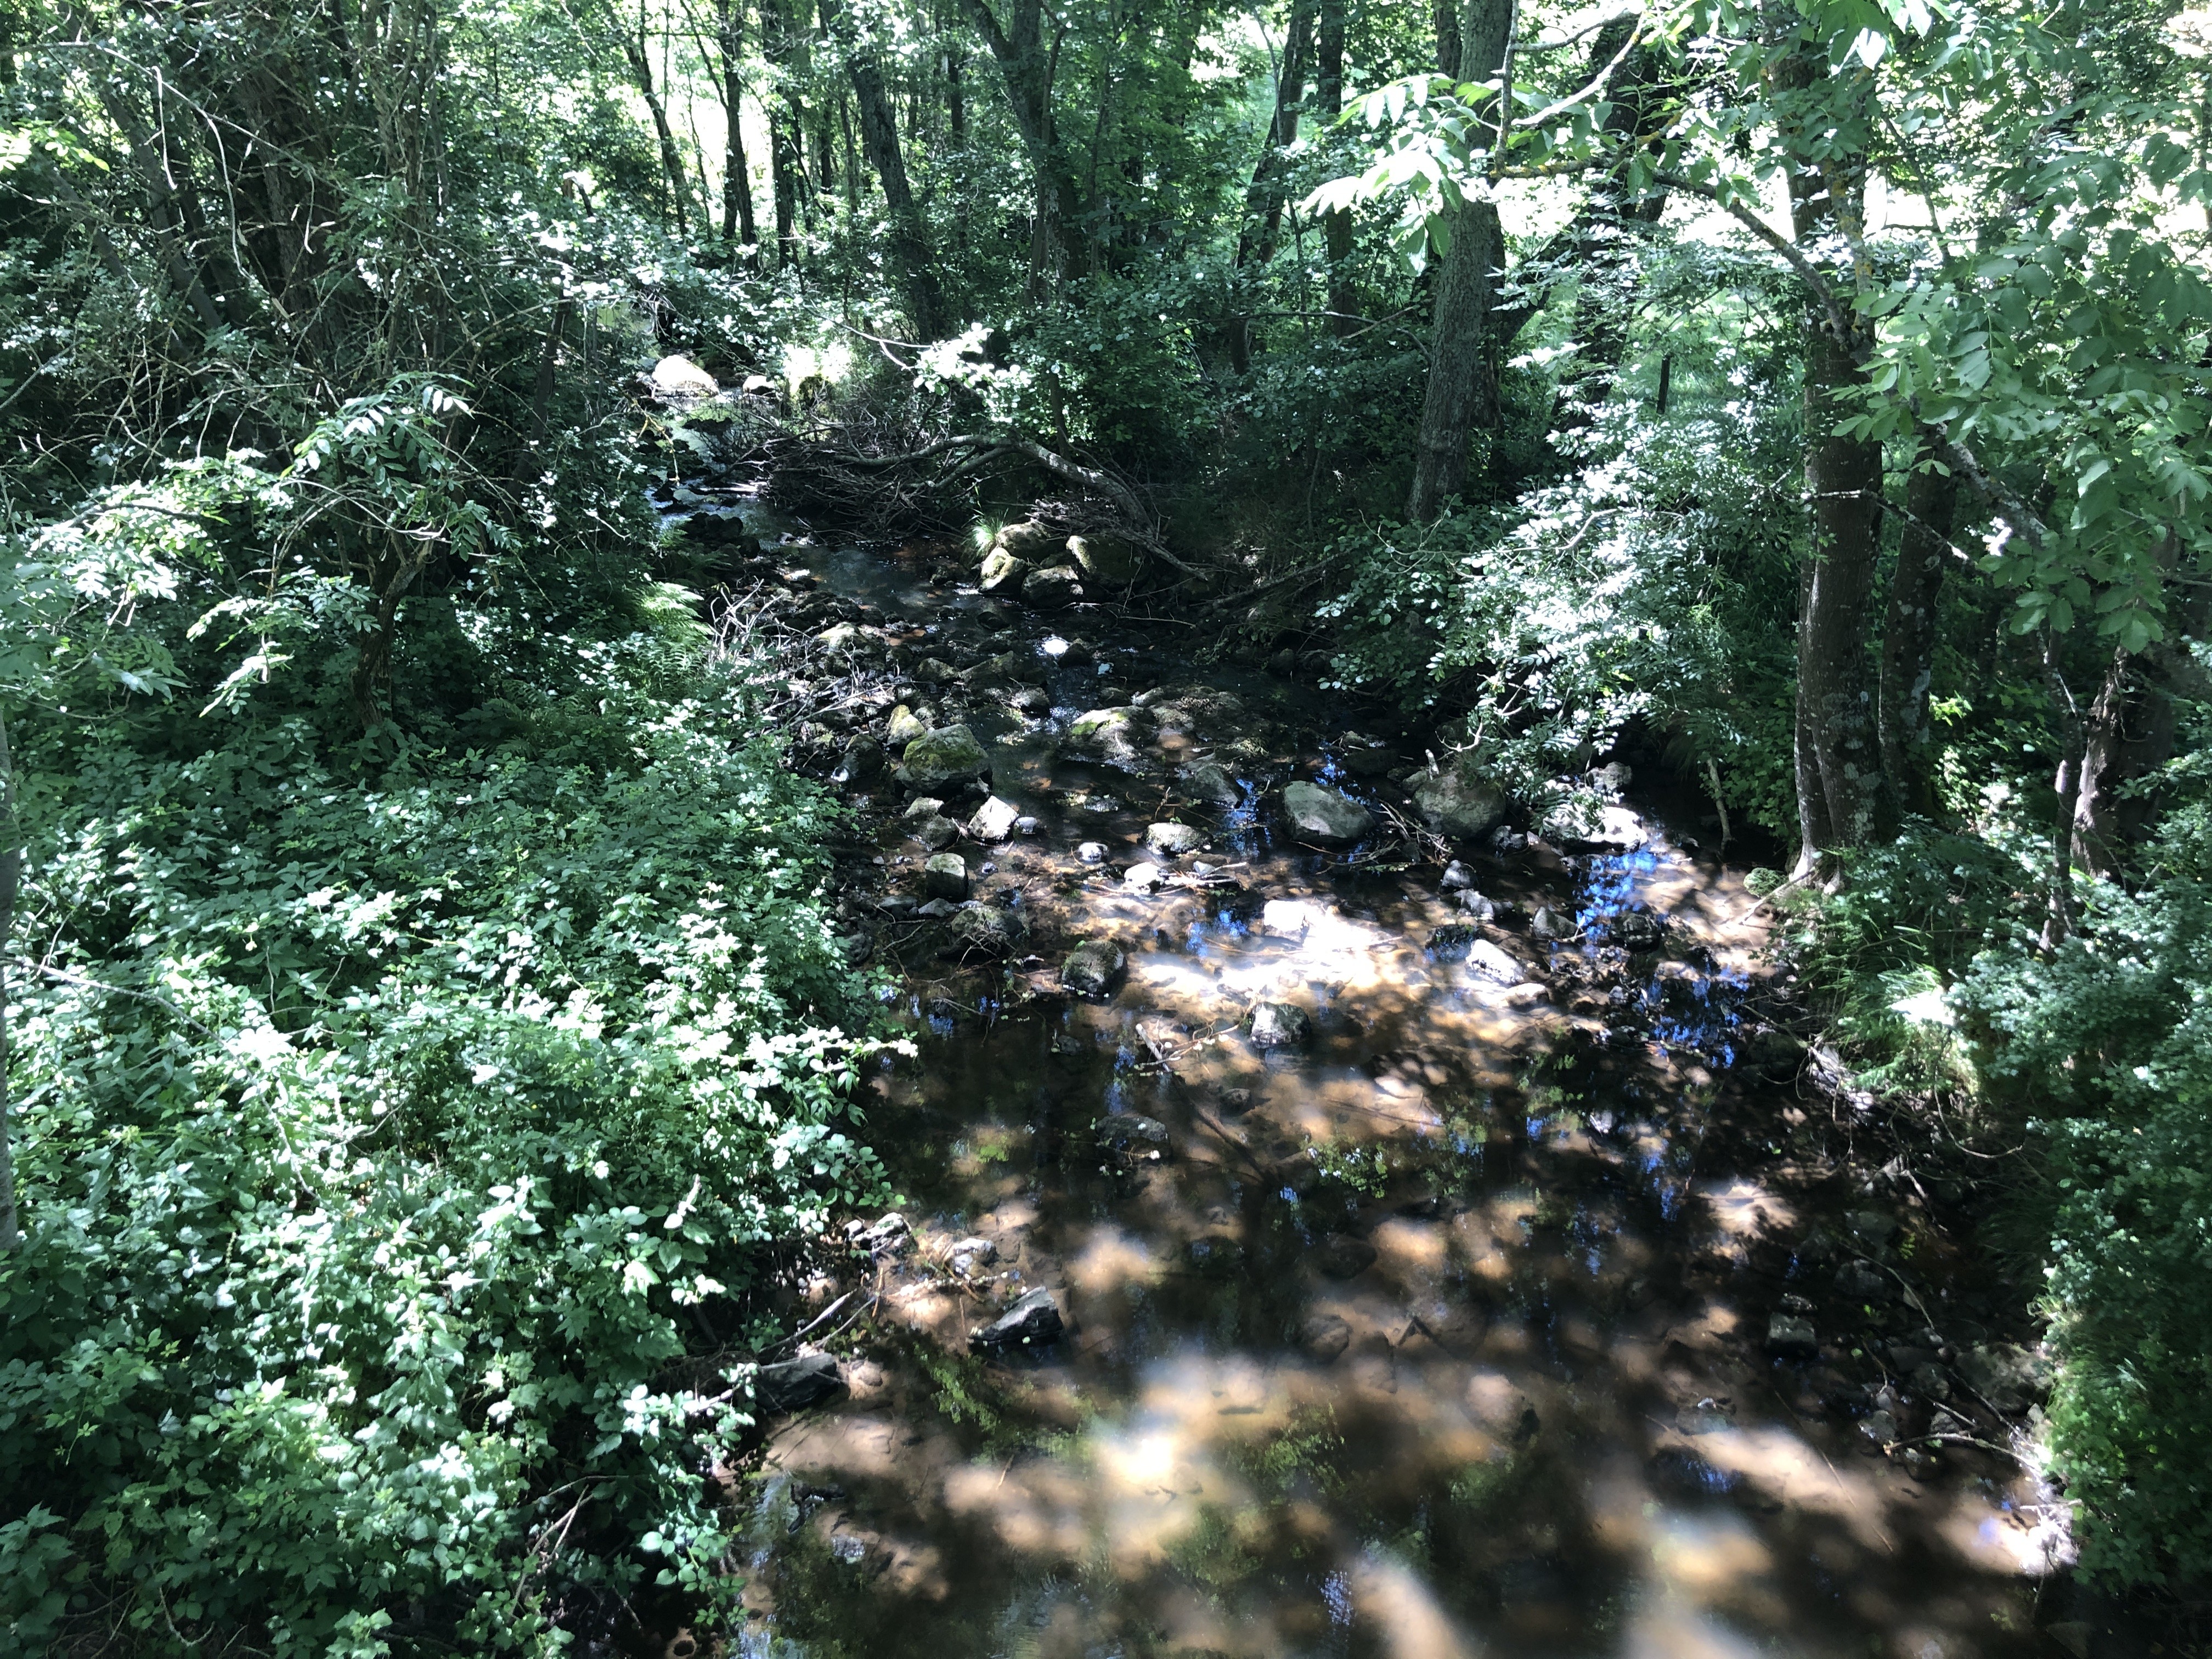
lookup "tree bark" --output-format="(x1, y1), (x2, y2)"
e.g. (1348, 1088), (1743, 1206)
(1317, 0), (1353, 334)
(823, 0), (944, 336)
(716, 0), (760, 253)
(1229, 0), (1314, 371)
(957, 0), (1085, 293)
(0, 707), (19, 1252)
(612, 0), (696, 236)
(1877, 460), (1958, 816)
(1404, 0), (1513, 521)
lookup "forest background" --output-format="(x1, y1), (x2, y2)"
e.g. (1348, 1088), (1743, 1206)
(0, 0), (2207, 1649)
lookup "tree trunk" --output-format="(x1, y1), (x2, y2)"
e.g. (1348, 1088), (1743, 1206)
(0, 707), (19, 1252)
(716, 0), (760, 252)
(823, 0), (944, 336)
(1404, 0), (1513, 521)
(1877, 460), (1958, 816)
(957, 0), (1085, 293)
(1317, 0), (1353, 334)
(613, 1), (695, 236)
(1229, 0), (1314, 371)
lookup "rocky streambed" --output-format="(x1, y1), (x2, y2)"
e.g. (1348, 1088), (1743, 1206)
(654, 478), (2085, 1659)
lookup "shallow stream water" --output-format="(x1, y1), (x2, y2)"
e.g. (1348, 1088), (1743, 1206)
(667, 499), (2071, 1659)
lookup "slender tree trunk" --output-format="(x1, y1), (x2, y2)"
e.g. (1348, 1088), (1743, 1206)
(957, 0), (1084, 292)
(716, 0), (760, 253)
(1877, 460), (1958, 816)
(1405, 0), (1513, 520)
(822, 0), (945, 336)
(1229, 0), (1313, 372)
(1782, 51), (1889, 874)
(1316, 0), (1353, 334)
(613, 1), (695, 235)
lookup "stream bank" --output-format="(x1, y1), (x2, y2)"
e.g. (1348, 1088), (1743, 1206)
(656, 472), (2092, 1659)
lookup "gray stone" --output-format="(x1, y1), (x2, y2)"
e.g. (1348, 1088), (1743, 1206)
(1218, 1087), (1254, 1114)
(1466, 940), (1524, 985)
(1542, 799), (1649, 850)
(1848, 1210), (1898, 1249)
(916, 815), (960, 852)
(1124, 862), (1165, 893)
(1441, 860), (1475, 891)
(1316, 1235), (1378, 1279)
(1146, 821), (1204, 856)
(903, 795), (946, 821)
(1061, 939), (1128, 997)
(991, 520), (1061, 560)
(1066, 532), (1147, 585)
(832, 735), (883, 785)
(1282, 781), (1373, 844)
(850, 1212), (910, 1255)
(1958, 1342), (2048, 1413)
(971, 1286), (1064, 1351)
(1532, 906), (1576, 942)
(886, 704), (928, 746)
(1024, 566), (1084, 610)
(1249, 1001), (1313, 1049)
(1857, 1409), (1899, 1448)
(915, 898), (958, 919)
(815, 622), (859, 652)
(1066, 706), (1150, 771)
(1181, 761), (1241, 806)
(946, 904), (1025, 961)
(1836, 1261), (1893, 1302)
(1302, 1312), (1352, 1362)
(949, 1236), (998, 1273)
(969, 795), (1021, 842)
(1613, 910), (1663, 948)
(1076, 841), (1109, 865)
(1413, 759), (1509, 842)
(923, 853), (968, 900)
(1766, 1314), (1820, 1358)
(978, 546), (1031, 596)
(902, 724), (991, 788)
(1009, 686), (1049, 716)
(650, 354), (719, 398)
(755, 1353), (845, 1414)
(1455, 890), (1497, 921)
(1015, 815), (1042, 836)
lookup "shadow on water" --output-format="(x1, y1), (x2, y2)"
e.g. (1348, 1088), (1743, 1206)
(665, 505), (2065, 1659)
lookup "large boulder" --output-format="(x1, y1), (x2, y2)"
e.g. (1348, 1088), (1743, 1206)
(971, 1286), (1064, 1352)
(755, 1353), (845, 1414)
(1146, 821), (1204, 856)
(1413, 758), (1509, 842)
(1282, 781), (1373, 844)
(1181, 761), (1241, 806)
(923, 853), (969, 900)
(969, 795), (1020, 842)
(992, 520), (1062, 560)
(1066, 532), (1147, 586)
(650, 354), (719, 398)
(1024, 566), (1084, 610)
(978, 546), (1031, 596)
(1061, 939), (1127, 997)
(902, 724), (991, 788)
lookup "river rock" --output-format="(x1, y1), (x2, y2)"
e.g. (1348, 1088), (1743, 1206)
(851, 1212), (911, 1255)
(1836, 1261), (1893, 1302)
(1008, 687), (1049, 716)
(1413, 758), (1509, 842)
(978, 546), (1031, 596)
(946, 903), (1026, 961)
(971, 1286), (1064, 1352)
(1076, 841), (1109, 865)
(1441, 860), (1475, 891)
(887, 704), (928, 746)
(1181, 761), (1240, 805)
(1466, 940), (1524, 985)
(1282, 781), (1373, 843)
(1766, 1314), (1820, 1358)
(1542, 799), (1649, 851)
(1024, 566), (1084, 610)
(1958, 1342), (2048, 1413)
(923, 853), (968, 900)
(1260, 899), (1318, 938)
(1613, 910), (1663, 949)
(1531, 906), (1576, 942)
(1067, 532), (1147, 585)
(1301, 1312), (1352, 1362)
(755, 1353), (845, 1414)
(969, 795), (1020, 842)
(832, 735), (882, 785)
(1068, 706), (1152, 770)
(949, 1236), (998, 1274)
(904, 794), (945, 820)
(1061, 939), (1128, 997)
(1455, 890), (1498, 921)
(1094, 1114), (1169, 1151)
(815, 622), (859, 652)
(903, 724), (991, 788)
(992, 520), (1062, 560)
(1146, 821), (1204, 856)
(1124, 861), (1165, 894)
(916, 815), (960, 851)
(650, 354), (719, 398)
(1315, 1234), (1378, 1279)
(1249, 1001), (1312, 1049)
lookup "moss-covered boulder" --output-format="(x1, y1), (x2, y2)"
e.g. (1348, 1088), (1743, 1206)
(902, 724), (991, 788)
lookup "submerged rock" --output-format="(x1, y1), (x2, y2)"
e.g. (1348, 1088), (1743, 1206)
(1441, 860), (1475, 891)
(832, 735), (882, 785)
(1282, 780), (1373, 844)
(1093, 1114), (1169, 1151)
(1124, 862), (1165, 894)
(1249, 1001), (1313, 1049)
(971, 1286), (1064, 1352)
(1181, 761), (1241, 806)
(1413, 759), (1509, 842)
(1024, 566), (1084, 610)
(755, 1353), (845, 1414)
(1314, 1235), (1378, 1279)
(946, 904), (1026, 961)
(1766, 1314), (1820, 1359)
(1301, 1312), (1352, 1362)
(1061, 939), (1128, 997)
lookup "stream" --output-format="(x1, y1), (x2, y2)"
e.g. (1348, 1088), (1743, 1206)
(661, 486), (2074, 1659)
